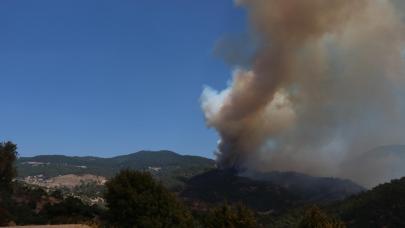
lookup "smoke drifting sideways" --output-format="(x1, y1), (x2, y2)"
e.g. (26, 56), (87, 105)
(201, 0), (405, 188)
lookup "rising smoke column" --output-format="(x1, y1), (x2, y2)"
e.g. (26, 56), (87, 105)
(202, 0), (405, 187)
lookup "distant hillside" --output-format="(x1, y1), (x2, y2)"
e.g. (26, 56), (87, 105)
(344, 145), (405, 187)
(264, 175), (405, 228)
(369, 144), (405, 156)
(17, 150), (216, 190)
(181, 169), (364, 212)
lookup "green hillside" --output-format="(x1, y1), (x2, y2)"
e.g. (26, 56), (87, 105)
(329, 177), (405, 227)
(261, 176), (405, 228)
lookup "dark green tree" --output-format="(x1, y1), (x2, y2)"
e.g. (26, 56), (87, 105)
(0, 141), (18, 192)
(299, 206), (345, 228)
(0, 206), (12, 226)
(0, 141), (17, 226)
(204, 203), (258, 228)
(42, 196), (101, 224)
(104, 169), (192, 228)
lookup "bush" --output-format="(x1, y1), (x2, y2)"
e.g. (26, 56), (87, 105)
(299, 206), (345, 228)
(203, 203), (258, 228)
(0, 206), (12, 226)
(41, 196), (102, 224)
(105, 169), (193, 227)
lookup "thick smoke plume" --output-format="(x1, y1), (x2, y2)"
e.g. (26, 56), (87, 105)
(202, 0), (405, 187)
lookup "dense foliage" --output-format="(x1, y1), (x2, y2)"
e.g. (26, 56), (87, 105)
(105, 169), (193, 227)
(201, 203), (258, 228)
(330, 177), (405, 228)
(0, 141), (18, 225)
(0, 141), (18, 192)
(298, 206), (345, 228)
(0, 142), (102, 226)
(0, 183), (102, 226)
(261, 177), (405, 228)
(42, 196), (103, 224)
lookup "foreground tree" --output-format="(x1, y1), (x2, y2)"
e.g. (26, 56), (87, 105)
(204, 203), (258, 228)
(104, 170), (192, 227)
(0, 141), (18, 192)
(299, 206), (346, 228)
(0, 141), (18, 225)
(42, 196), (102, 225)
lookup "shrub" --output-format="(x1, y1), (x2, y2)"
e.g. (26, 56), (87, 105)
(203, 203), (258, 228)
(105, 169), (193, 227)
(299, 206), (345, 228)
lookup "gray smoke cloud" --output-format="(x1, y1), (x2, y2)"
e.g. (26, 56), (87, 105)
(201, 0), (405, 188)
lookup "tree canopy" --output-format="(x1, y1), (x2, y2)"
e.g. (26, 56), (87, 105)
(0, 141), (18, 192)
(104, 169), (192, 227)
(299, 206), (345, 228)
(203, 203), (258, 228)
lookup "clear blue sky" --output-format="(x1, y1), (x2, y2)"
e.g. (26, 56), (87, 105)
(0, 0), (248, 158)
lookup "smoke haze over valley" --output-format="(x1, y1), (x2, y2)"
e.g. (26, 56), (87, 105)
(202, 0), (405, 187)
